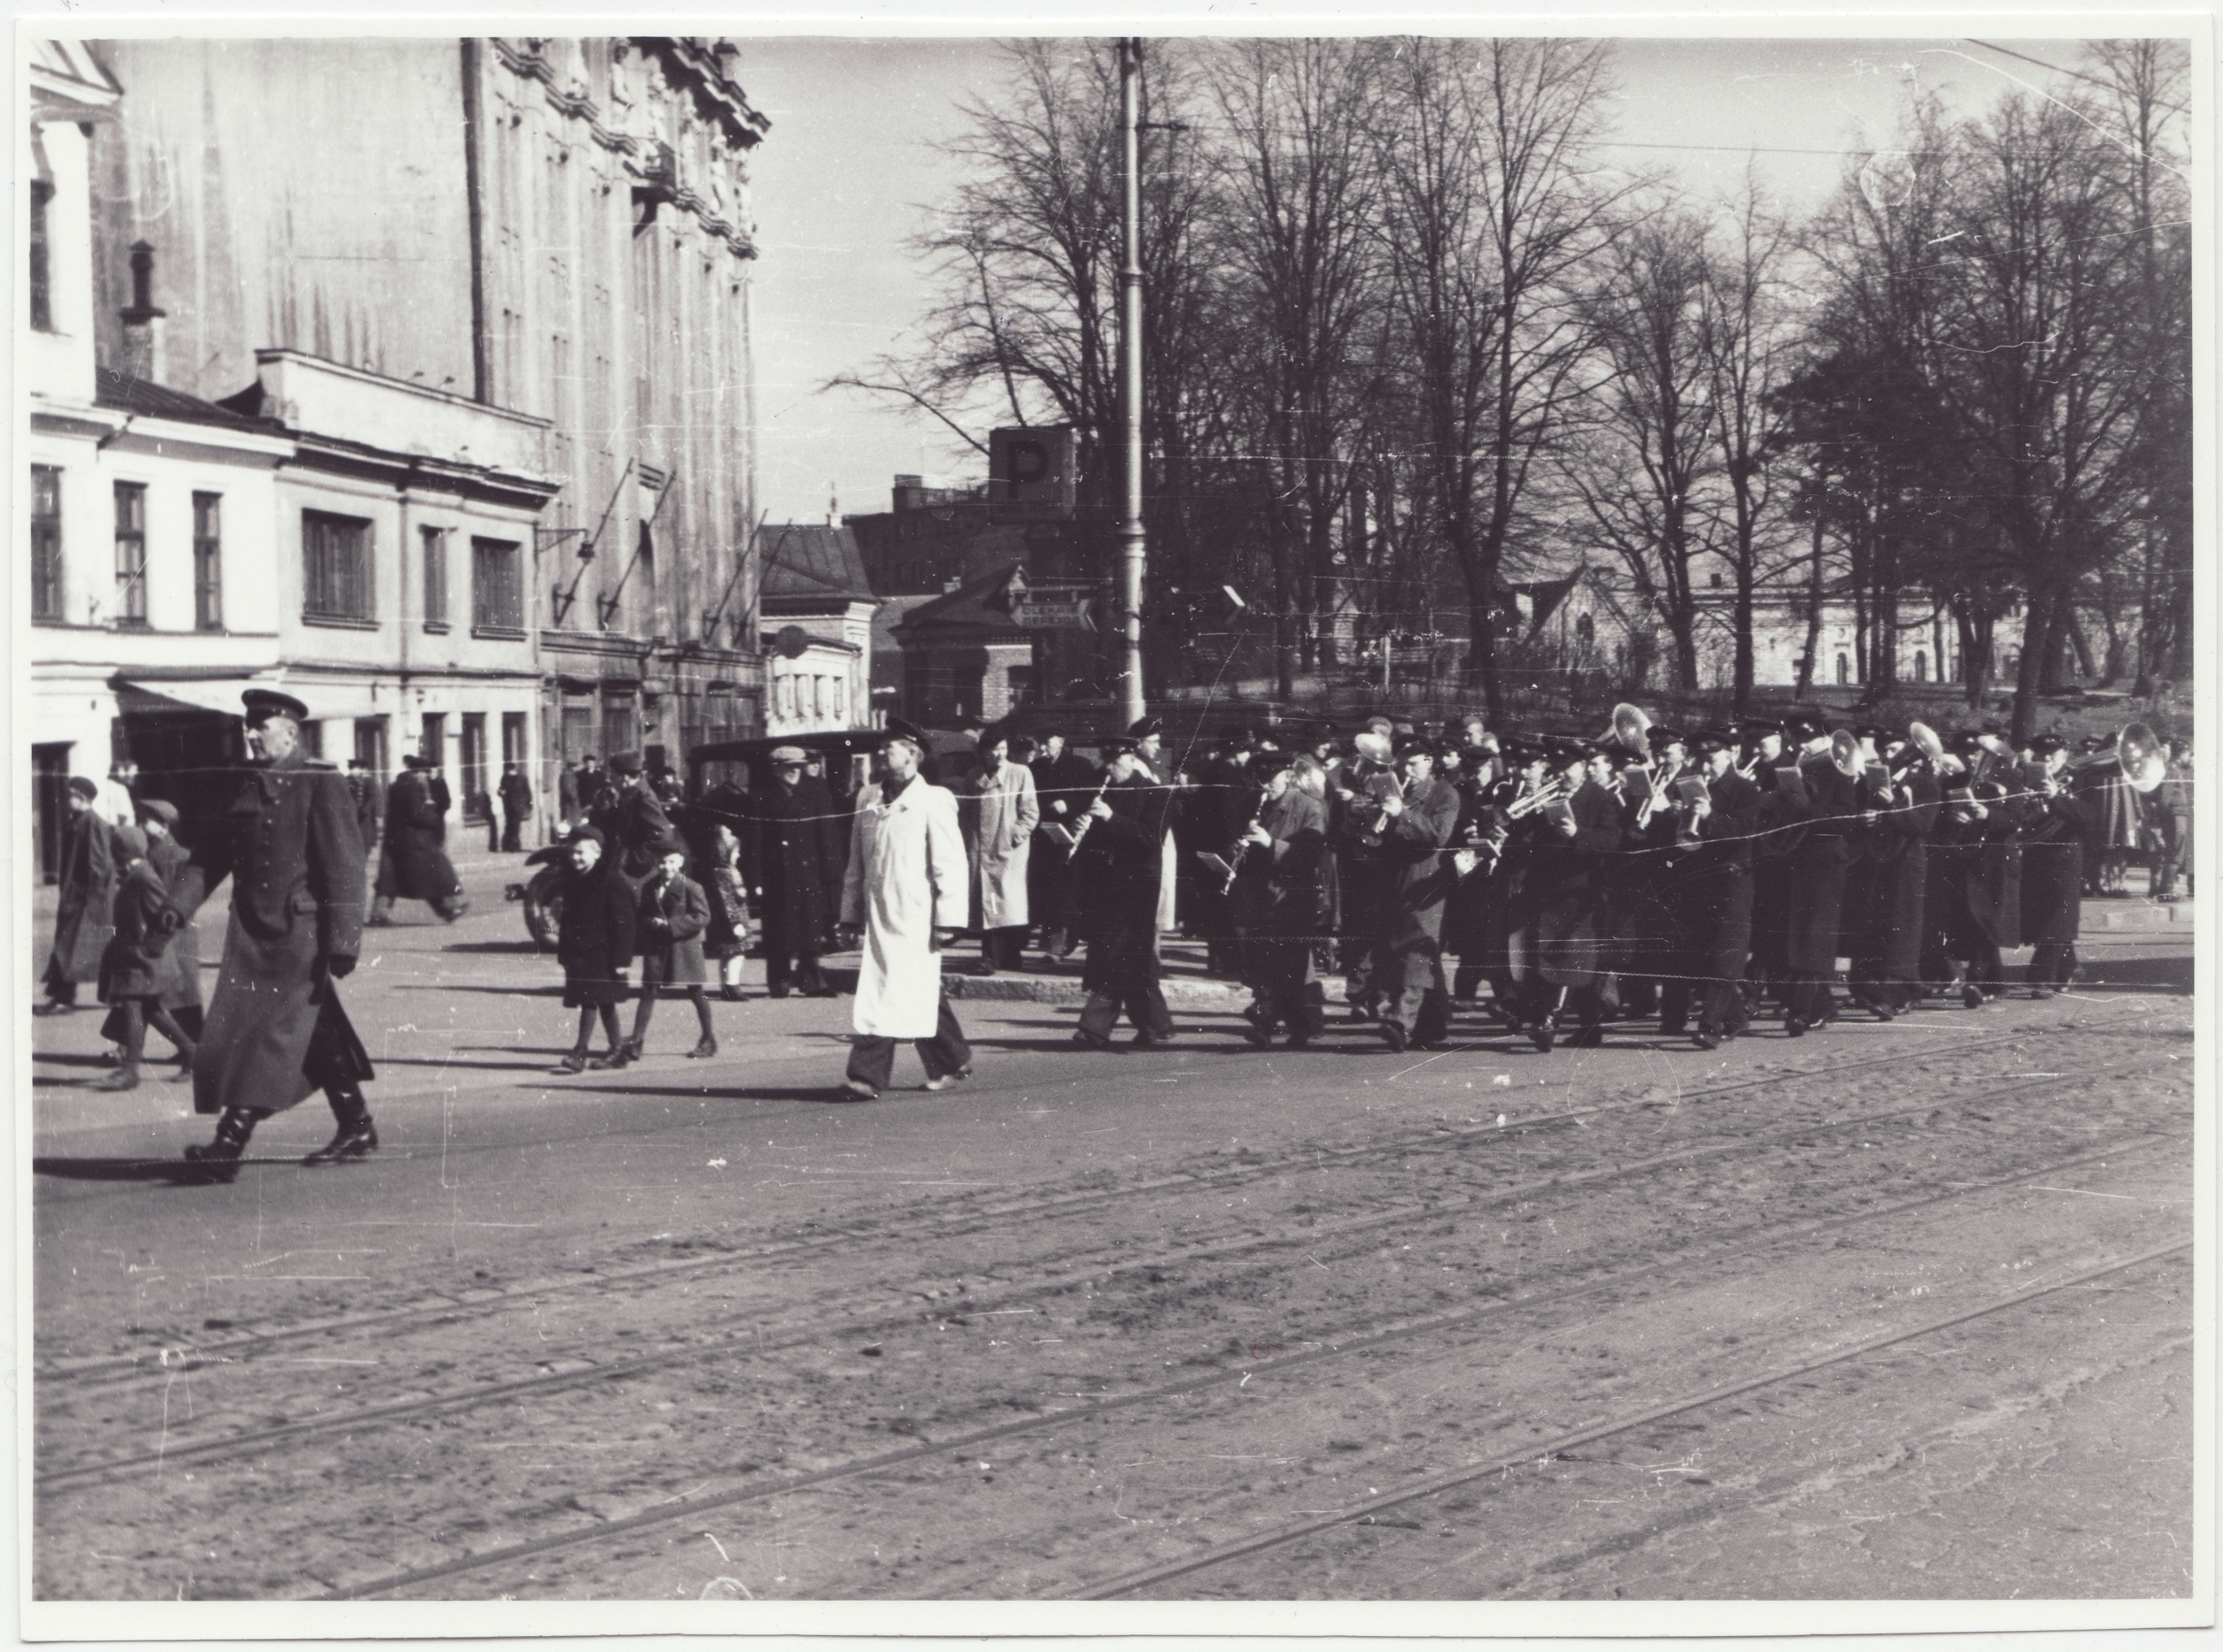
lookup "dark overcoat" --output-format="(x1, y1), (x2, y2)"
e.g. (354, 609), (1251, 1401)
(1530, 780), (1627, 988)
(745, 776), (844, 952)
(1963, 785), (2032, 950)
(2020, 785), (2089, 949)
(1074, 771), (1172, 993)
(97, 859), (188, 1003)
(557, 857), (638, 1006)
(637, 868), (711, 986)
(45, 807), (116, 984)
(1662, 768), (1763, 989)
(172, 753), (372, 1116)
(1370, 776), (1463, 948)
(592, 784), (674, 882)
(377, 769), (461, 902)
(1784, 753), (1865, 974)
(100, 836), (205, 1045)
(1848, 769), (1940, 983)
(1228, 785), (1331, 939)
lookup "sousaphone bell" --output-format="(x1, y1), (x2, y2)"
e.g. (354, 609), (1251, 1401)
(1607, 703), (1652, 757)
(1829, 728), (1863, 779)
(2118, 722), (2167, 794)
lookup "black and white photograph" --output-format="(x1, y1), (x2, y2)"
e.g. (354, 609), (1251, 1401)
(18, 10), (2210, 1635)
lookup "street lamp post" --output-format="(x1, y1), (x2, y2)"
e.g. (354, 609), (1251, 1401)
(1115, 36), (1147, 730)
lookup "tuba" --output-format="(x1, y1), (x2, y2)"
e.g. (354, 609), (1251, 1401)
(2118, 722), (2167, 794)
(1607, 703), (1652, 757)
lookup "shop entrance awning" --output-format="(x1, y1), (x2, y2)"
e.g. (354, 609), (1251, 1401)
(111, 677), (259, 718)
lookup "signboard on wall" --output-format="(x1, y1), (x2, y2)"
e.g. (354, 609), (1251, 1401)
(988, 426), (1075, 522)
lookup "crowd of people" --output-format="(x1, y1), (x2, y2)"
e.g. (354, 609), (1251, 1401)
(31, 690), (2195, 1173)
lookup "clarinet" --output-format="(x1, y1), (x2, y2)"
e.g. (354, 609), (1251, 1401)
(1065, 771), (1114, 856)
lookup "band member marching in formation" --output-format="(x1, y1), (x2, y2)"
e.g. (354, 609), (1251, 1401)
(1229, 751), (1333, 1047)
(2019, 734), (2092, 998)
(1071, 737), (1178, 1049)
(1654, 728), (1762, 1050)
(1845, 726), (1944, 1019)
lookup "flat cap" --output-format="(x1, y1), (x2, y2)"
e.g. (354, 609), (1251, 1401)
(1127, 715), (1164, 739)
(67, 775), (100, 800)
(1691, 726), (1739, 755)
(242, 686), (310, 723)
(135, 797), (180, 826)
(768, 746), (808, 766)
(111, 822), (147, 861)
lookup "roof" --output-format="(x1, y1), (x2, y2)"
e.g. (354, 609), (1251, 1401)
(756, 524), (876, 604)
(890, 562), (1030, 634)
(97, 367), (283, 433)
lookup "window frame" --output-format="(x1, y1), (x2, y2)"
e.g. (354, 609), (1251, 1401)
(302, 508), (376, 626)
(30, 463), (62, 623)
(470, 534), (525, 637)
(420, 524), (449, 632)
(191, 491), (223, 631)
(112, 481), (148, 628)
(29, 180), (53, 333)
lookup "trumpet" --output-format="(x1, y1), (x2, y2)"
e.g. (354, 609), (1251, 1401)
(1504, 776), (1570, 819)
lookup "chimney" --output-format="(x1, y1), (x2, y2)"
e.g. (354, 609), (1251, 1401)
(119, 240), (167, 385)
(893, 474), (923, 512)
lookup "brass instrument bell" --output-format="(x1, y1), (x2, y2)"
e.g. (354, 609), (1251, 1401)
(2118, 722), (2167, 794)
(1608, 703), (1652, 756)
(1830, 728), (1862, 779)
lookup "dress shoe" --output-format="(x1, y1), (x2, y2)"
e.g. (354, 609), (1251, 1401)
(1379, 1021), (1409, 1053)
(1072, 1029), (1112, 1052)
(1529, 1022), (1555, 1054)
(839, 1079), (878, 1101)
(1692, 1029), (1722, 1051)
(32, 1001), (72, 1017)
(1241, 1005), (1275, 1048)
(555, 1051), (590, 1074)
(587, 1047), (631, 1071)
(720, 985), (744, 1003)
(768, 983), (791, 999)
(804, 984), (839, 998)
(686, 1036), (719, 1058)
(91, 1067), (141, 1092)
(303, 1119), (378, 1166)
(922, 1063), (974, 1092)
(1784, 1016), (1807, 1037)
(1961, 984), (1984, 1010)
(1131, 1030), (1177, 1049)
(1565, 1027), (1604, 1049)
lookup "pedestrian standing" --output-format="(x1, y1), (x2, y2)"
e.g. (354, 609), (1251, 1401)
(546, 825), (638, 1073)
(746, 746), (843, 997)
(498, 763), (533, 853)
(962, 731), (1037, 975)
(36, 776), (116, 1015)
(1072, 738), (1177, 1049)
(1027, 730), (1095, 958)
(370, 754), (470, 924)
(625, 836), (718, 1059)
(836, 723), (972, 1100)
(91, 823), (196, 1092)
(346, 760), (381, 855)
(559, 758), (583, 833)
(172, 689), (377, 1177)
(704, 822), (752, 1000)
(99, 798), (204, 1066)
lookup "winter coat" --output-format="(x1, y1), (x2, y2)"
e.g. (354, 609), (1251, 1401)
(2020, 783), (2089, 948)
(44, 806), (116, 984)
(97, 858), (187, 1003)
(637, 868), (711, 986)
(841, 776), (966, 1038)
(704, 849), (752, 960)
(592, 784), (675, 882)
(146, 836), (203, 1013)
(499, 772), (534, 821)
(556, 857), (638, 1007)
(169, 752), (372, 1116)
(1228, 785), (1330, 939)
(962, 761), (1038, 931)
(376, 769), (461, 902)
(747, 775), (845, 952)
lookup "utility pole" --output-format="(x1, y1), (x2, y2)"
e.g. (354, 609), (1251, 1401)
(1115, 36), (1147, 730)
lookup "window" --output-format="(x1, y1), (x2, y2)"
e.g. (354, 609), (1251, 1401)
(303, 509), (374, 623)
(300, 719), (325, 761)
(31, 464), (61, 621)
(561, 703), (595, 763)
(460, 713), (489, 820)
(420, 712), (446, 772)
(192, 492), (222, 631)
(421, 526), (448, 631)
(113, 482), (147, 626)
(1914, 649), (1928, 684)
(501, 711), (529, 768)
(354, 716), (387, 781)
(29, 180), (52, 333)
(1835, 652), (1851, 685)
(471, 536), (523, 633)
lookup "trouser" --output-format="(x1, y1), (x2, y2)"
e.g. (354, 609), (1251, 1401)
(502, 811), (523, 852)
(846, 995), (970, 1090)
(1245, 934), (1325, 1040)
(1965, 936), (2005, 996)
(1783, 971), (1838, 1024)
(2027, 938), (2078, 987)
(766, 951), (827, 993)
(1374, 939), (1451, 1042)
(981, 926), (1027, 970)
(113, 998), (195, 1070)
(1078, 983), (1173, 1043)
(630, 982), (714, 1048)
(41, 960), (78, 1006)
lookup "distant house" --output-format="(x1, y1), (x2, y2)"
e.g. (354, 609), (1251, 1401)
(889, 563), (1039, 724)
(754, 523), (882, 736)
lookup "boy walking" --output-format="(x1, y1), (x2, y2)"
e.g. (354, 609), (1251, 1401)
(93, 823), (196, 1091)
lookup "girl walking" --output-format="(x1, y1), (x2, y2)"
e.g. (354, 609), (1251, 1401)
(625, 835), (718, 1059)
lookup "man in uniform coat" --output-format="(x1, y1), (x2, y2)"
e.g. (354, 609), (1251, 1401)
(36, 775), (116, 1014)
(1229, 751), (1333, 1045)
(1845, 730), (1941, 1017)
(745, 746), (844, 997)
(1781, 712), (1865, 1035)
(1027, 729), (1096, 959)
(1353, 740), (1463, 1053)
(1527, 737), (1628, 1049)
(346, 761), (382, 855)
(1656, 729), (1762, 1049)
(1328, 720), (1400, 1018)
(1738, 717), (1804, 1016)
(370, 754), (469, 924)
(171, 689), (377, 1176)
(1072, 738), (1177, 1048)
(2020, 735), (2090, 996)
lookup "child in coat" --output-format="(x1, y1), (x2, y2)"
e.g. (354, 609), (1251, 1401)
(550, 826), (638, 1073)
(704, 822), (752, 1001)
(626, 836), (718, 1059)
(93, 824), (196, 1091)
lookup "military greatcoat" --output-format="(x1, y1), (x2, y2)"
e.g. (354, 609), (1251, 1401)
(44, 807), (116, 986)
(172, 751), (372, 1116)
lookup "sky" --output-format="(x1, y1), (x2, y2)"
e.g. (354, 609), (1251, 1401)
(735, 34), (2116, 528)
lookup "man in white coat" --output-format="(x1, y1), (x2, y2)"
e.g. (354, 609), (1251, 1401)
(836, 723), (974, 1100)
(963, 731), (1039, 975)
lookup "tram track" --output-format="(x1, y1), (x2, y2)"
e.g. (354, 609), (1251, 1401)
(36, 1013), (2154, 1386)
(32, 1043), (2174, 1492)
(1073, 1240), (2193, 1600)
(309, 1132), (2181, 1601)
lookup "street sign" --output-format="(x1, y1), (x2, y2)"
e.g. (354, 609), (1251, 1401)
(1012, 597), (1095, 631)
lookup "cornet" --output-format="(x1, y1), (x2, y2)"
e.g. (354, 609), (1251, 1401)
(1504, 777), (1570, 819)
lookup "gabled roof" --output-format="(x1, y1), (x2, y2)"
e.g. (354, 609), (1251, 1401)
(756, 523), (875, 603)
(890, 562), (1028, 633)
(97, 366), (284, 433)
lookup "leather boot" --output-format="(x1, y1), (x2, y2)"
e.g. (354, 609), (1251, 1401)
(185, 1108), (264, 1182)
(304, 1087), (378, 1166)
